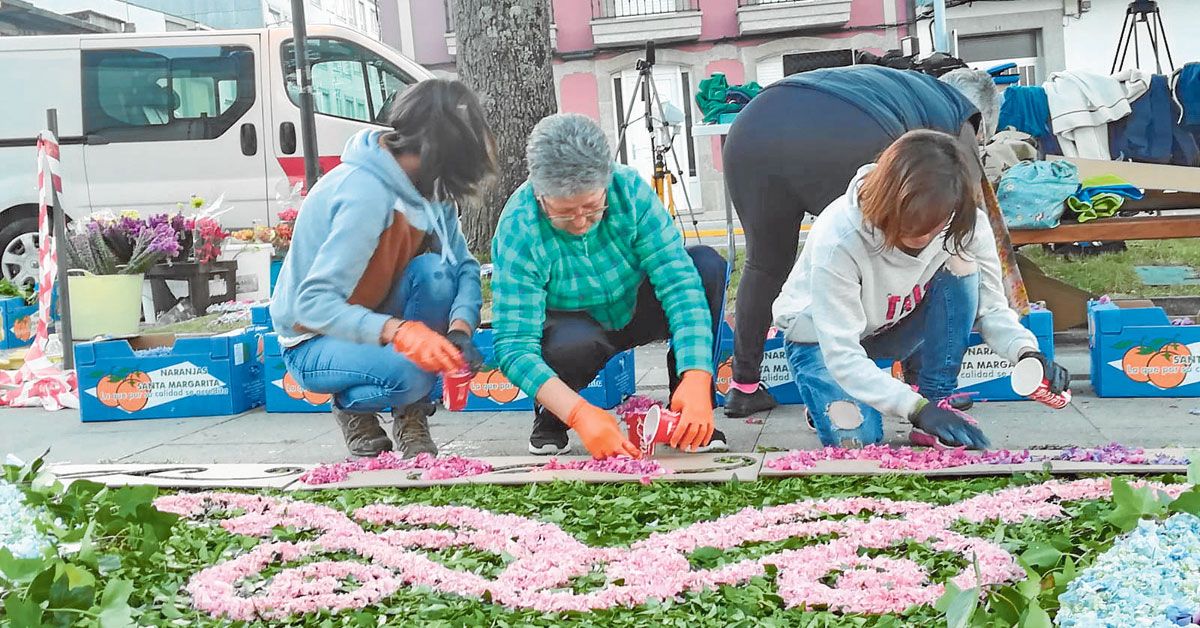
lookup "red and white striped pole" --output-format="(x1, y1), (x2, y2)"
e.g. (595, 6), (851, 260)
(44, 110), (74, 368)
(0, 114), (80, 410)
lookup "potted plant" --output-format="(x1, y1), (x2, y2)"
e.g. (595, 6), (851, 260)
(64, 211), (181, 338)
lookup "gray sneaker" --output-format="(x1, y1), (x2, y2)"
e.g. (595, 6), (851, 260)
(393, 402), (438, 458)
(334, 408), (392, 458)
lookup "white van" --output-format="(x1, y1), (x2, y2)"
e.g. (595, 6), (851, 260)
(0, 25), (433, 289)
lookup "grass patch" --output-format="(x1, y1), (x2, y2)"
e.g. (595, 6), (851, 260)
(1021, 239), (1200, 298)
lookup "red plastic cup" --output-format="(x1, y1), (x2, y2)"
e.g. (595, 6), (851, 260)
(443, 368), (472, 412)
(623, 411), (648, 450)
(638, 406), (680, 456)
(1011, 357), (1071, 409)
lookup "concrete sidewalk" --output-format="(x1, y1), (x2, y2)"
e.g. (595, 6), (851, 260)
(6, 339), (1199, 465)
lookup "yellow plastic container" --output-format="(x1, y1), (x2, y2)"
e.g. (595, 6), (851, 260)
(67, 272), (144, 338)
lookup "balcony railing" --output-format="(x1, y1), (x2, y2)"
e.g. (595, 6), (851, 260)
(736, 0), (852, 35)
(592, 0), (698, 20)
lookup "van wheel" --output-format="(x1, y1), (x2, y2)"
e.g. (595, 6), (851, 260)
(0, 215), (40, 291)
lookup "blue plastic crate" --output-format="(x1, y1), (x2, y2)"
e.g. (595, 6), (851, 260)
(75, 328), (265, 422)
(460, 328), (635, 412)
(714, 322), (801, 406)
(251, 304), (273, 331)
(1089, 300), (1200, 398)
(953, 310), (1055, 402)
(0, 297), (37, 350)
(716, 311), (1055, 406)
(261, 332), (332, 413)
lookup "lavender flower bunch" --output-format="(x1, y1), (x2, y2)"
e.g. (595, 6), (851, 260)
(148, 212), (195, 260)
(65, 213), (182, 275)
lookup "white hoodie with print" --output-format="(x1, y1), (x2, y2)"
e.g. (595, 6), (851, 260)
(771, 164), (1038, 420)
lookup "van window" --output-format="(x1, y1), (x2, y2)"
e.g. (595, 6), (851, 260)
(283, 38), (416, 124)
(82, 46), (255, 142)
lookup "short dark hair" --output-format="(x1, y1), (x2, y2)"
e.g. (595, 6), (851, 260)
(380, 79), (497, 203)
(858, 129), (979, 253)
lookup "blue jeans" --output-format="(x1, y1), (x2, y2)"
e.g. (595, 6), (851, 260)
(282, 253), (456, 412)
(783, 266), (979, 447)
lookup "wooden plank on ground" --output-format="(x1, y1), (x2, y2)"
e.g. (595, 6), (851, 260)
(1011, 214), (1200, 245)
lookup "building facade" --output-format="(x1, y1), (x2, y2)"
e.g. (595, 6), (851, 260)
(920, 0), (1200, 85)
(393, 0), (911, 211)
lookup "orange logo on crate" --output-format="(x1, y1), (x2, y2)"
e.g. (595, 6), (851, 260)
(714, 358), (733, 395)
(95, 371), (152, 412)
(1119, 341), (1194, 389)
(281, 372), (332, 406)
(469, 369), (522, 403)
(86, 361), (230, 413)
(11, 316), (31, 342)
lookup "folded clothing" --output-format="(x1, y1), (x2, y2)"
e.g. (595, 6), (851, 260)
(696, 73), (762, 123)
(1067, 174), (1144, 223)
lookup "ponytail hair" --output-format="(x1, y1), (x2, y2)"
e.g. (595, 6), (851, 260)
(380, 79), (497, 203)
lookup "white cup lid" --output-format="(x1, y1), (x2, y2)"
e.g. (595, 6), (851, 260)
(642, 406), (661, 448)
(1010, 356), (1046, 396)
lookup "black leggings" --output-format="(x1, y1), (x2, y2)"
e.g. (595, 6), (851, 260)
(536, 245), (727, 424)
(723, 85), (976, 384)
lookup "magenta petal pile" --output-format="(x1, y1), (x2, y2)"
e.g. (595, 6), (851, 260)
(765, 445), (1032, 472)
(299, 452), (494, 485)
(542, 456), (672, 483)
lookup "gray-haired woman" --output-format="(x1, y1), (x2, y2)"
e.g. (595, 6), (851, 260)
(489, 113), (729, 459)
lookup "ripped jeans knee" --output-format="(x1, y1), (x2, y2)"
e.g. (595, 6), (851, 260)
(944, 255), (978, 277)
(807, 399), (884, 448)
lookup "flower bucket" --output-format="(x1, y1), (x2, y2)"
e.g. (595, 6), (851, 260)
(67, 271), (144, 338)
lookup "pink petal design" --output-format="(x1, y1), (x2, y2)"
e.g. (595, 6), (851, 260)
(156, 477), (1152, 619)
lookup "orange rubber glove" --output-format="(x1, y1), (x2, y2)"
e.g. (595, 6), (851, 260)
(390, 321), (463, 373)
(566, 398), (641, 460)
(669, 370), (715, 451)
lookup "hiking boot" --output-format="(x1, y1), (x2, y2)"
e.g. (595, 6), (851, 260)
(334, 408), (392, 458)
(392, 402), (438, 458)
(723, 385), (778, 418)
(694, 428), (729, 453)
(528, 408), (571, 455)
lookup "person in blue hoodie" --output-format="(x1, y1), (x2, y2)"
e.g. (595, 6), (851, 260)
(270, 80), (495, 458)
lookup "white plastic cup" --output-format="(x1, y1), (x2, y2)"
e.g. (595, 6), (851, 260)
(1011, 356), (1071, 409)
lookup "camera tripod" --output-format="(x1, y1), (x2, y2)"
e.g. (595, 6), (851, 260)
(614, 41), (702, 241)
(1111, 0), (1174, 74)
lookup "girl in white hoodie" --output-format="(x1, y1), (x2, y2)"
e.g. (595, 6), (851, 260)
(772, 130), (1070, 450)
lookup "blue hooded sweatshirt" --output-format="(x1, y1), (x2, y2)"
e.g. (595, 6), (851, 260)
(270, 130), (481, 348)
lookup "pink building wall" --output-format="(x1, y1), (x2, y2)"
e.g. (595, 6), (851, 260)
(559, 72), (601, 121)
(411, 0), (452, 66)
(847, 0), (885, 27)
(552, 0), (594, 53)
(699, 0), (738, 41)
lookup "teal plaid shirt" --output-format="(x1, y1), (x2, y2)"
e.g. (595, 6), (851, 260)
(491, 164), (715, 397)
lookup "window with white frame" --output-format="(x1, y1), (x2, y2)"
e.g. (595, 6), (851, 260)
(958, 30), (1041, 86)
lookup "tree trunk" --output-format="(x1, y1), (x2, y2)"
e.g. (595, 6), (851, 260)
(453, 0), (557, 254)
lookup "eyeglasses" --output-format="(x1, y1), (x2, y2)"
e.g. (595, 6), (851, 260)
(538, 196), (607, 225)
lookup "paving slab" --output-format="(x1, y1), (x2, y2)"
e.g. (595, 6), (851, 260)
(46, 462), (310, 489)
(289, 453), (763, 490)
(760, 449), (1188, 478)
